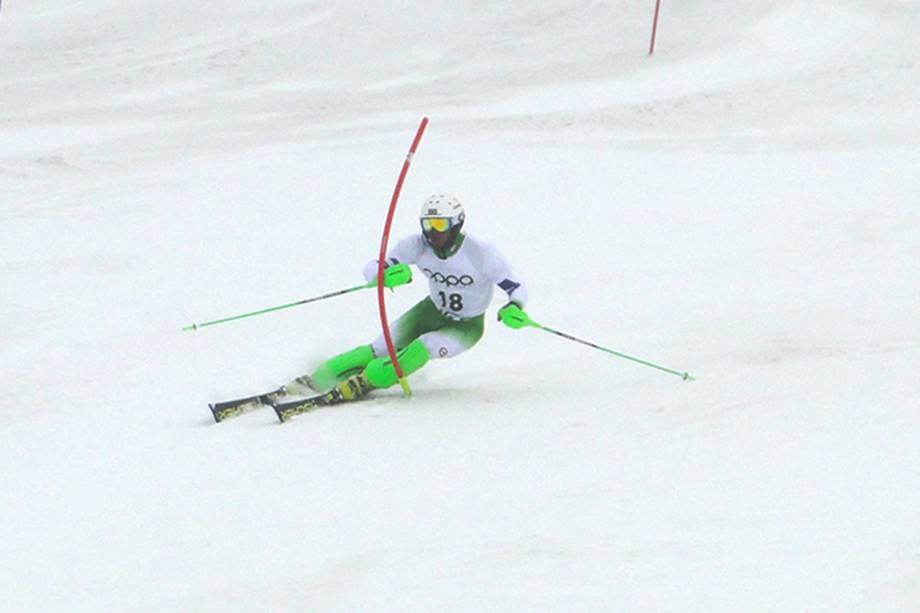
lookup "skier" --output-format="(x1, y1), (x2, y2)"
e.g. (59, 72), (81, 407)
(287, 193), (532, 404)
(210, 191), (690, 423)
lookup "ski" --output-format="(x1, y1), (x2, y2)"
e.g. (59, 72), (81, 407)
(209, 376), (364, 424)
(271, 374), (372, 423)
(208, 387), (286, 423)
(208, 375), (324, 423)
(270, 393), (330, 423)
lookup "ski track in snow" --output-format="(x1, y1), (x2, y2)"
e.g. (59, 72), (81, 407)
(1, 1), (919, 611)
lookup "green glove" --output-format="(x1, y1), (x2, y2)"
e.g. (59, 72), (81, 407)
(374, 263), (412, 288)
(497, 302), (533, 330)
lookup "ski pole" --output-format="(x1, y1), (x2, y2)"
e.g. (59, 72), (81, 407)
(515, 312), (695, 381)
(182, 281), (374, 331)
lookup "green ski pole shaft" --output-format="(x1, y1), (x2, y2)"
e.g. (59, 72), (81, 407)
(533, 323), (696, 381)
(183, 282), (373, 331)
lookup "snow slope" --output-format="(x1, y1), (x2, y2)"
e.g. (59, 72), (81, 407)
(1, 1), (918, 611)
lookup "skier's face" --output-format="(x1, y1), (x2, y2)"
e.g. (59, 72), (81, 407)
(425, 229), (451, 249)
(421, 217), (456, 251)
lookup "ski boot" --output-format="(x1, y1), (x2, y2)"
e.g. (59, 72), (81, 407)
(324, 373), (374, 404)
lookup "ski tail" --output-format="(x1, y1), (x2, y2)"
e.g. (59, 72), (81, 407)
(209, 387), (286, 423)
(271, 394), (326, 423)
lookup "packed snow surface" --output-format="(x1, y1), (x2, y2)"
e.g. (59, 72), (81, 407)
(1, 1), (918, 611)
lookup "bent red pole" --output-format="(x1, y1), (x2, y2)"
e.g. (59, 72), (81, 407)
(377, 117), (429, 396)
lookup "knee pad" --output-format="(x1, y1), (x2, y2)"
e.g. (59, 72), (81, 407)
(364, 339), (430, 388)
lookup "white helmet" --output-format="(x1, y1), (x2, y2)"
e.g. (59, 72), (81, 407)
(420, 194), (464, 225)
(419, 194), (466, 252)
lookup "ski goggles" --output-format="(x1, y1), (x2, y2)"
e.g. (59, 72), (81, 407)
(421, 217), (455, 233)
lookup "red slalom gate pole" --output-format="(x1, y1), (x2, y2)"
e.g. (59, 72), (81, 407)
(649, 0), (662, 55)
(377, 117), (429, 397)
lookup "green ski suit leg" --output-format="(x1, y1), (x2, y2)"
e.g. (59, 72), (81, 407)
(310, 344), (375, 391)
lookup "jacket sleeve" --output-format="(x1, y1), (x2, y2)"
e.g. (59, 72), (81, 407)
(481, 241), (528, 308)
(362, 234), (425, 282)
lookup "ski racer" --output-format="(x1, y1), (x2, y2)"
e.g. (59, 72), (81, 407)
(288, 193), (531, 403)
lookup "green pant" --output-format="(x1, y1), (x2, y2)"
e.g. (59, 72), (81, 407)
(312, 297), (485, 390)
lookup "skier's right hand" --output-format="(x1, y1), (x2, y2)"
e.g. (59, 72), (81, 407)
(380, 263), (412, 288)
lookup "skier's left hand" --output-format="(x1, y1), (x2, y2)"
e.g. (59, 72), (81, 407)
(498, 302), (533, 330)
